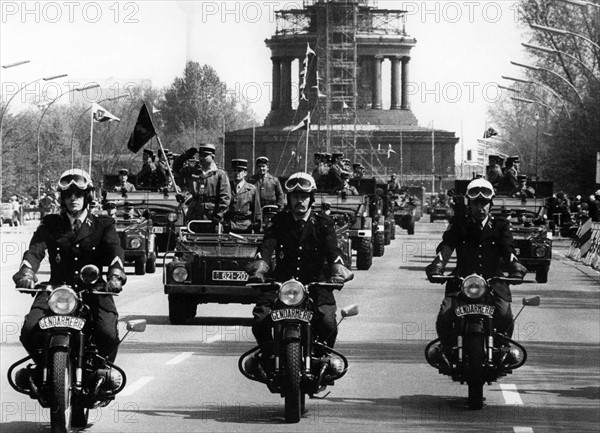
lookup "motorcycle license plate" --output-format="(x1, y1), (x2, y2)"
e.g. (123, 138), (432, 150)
(151, 226), (165, 234)
(212, 270), (248, 281)
(39, 316), (86, 330)
(455, 305), (495, 317)
(271, 309), (313, 322)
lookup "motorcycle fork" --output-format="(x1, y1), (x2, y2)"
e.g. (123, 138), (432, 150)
(303, 322), (312, 374)
(486, 316), (494, 363)
(75, 331), (84, 388)
(41, 332), (51, 384)
(456, 317), (465, 362)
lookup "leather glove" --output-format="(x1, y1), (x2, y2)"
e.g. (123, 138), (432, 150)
(13, 267), (37, 289)
(425, 262), (445, 284)
(105, 276), (123, 293)
(246, 260), (269, 283)
(329, 263), (354, 284)
(507, 261), (528, 279)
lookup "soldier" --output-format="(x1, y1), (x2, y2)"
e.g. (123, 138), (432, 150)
(352, 163), (365, 179)
(248, 156), (285, 210)
(486, 155), (504, 188)
(499, 156), (520, 196)
(326, 152), (345, 192)
(512, 175), (536, 198)
(333, 170), (359, 196)
(225, 159), (262, 233)
(387, 173), (403, 192)
(136, 149), (157, 189)
(155, 148), (171, 189)
(173, 143), (231, 231)
(114, 169), (136, 193)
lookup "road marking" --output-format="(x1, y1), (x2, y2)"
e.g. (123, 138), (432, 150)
(513, 428), (534, 433)
(120, 376), (153, 397)
(500, 383), (523, 405)
(165, 352), (194, 365)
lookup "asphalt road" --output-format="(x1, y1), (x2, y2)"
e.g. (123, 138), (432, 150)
(1, 220), (599, 432)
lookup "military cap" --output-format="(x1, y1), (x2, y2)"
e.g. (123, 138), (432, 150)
(231, 159), (248, 170)
(256, 156), (269, 165)
(517, 174), (528, 182)
(488, 155), (505, 166)
(322, 152), (332, 162)
(198, 143), (216, 155)
(506, 156), (520, 165)
(143, 149), (155, 159)
(353, 163), (364, 170)
(314, 152), (323, 160)
(157, 148), (170, 157)
(119, 168), (129, 175)
(331, 152), (344, 161)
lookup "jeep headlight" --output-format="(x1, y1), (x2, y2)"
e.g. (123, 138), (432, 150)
(172, 266), (189, 283)
(48, 287), (78, 315)
(461, 274), (487, 300)
(533, 245), (547, 258)
(278, 280), (306, 306)
(130, 237), (142, 249)
(167, 212), (178, 222)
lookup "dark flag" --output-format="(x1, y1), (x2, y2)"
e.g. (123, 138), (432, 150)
(483, 127), (498, 139)
(127, 103), (156, 153)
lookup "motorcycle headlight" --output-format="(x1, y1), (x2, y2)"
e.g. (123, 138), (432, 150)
(533, 245), (547, 258)
(129, 237), (142, 249)
(48, 287), (78, 315)
(278, 280), (306, 306)
(167, 212), (178, 222)
(172, 266), (189, 283)
(461, 274), (488, 300)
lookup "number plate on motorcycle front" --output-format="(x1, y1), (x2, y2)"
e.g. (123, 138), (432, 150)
(212, 270), (249, 281)
(151, 226), (165, 234)
(271, 309), (314, 322)
(455, 305), (495, 317)
(39, 316), (86, 330)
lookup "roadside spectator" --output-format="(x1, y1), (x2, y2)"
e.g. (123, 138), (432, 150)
(10, 195), (22, 226)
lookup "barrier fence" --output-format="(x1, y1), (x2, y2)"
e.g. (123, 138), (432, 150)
(567, 219), (600, 270)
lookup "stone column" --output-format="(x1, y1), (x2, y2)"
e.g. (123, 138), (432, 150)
(372, 55), (383, 110)
(271, 57), (281, 110)
(390, 56), (402, 110)
(280, 57), (293, 110)
(401, 56), (411, 110)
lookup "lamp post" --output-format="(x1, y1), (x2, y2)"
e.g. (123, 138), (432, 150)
(510, 61), (585, 105)
(521, 43), (600, 83)
(530, 23), (600, 52)
(69, 93), (129, 169)
(500, 85), (559, 116)
(502, 75), (572, 118)
(36, 84), (100, 200)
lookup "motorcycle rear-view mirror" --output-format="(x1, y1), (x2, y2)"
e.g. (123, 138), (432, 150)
(341, 304), (359, 318)
(522, 296), (541, 306)
(126, 319), (147, 333)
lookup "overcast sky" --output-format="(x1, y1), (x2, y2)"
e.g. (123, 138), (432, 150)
(0, 1), (531, 161)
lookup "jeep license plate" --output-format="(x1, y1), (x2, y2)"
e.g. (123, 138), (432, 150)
(39, 316), (85, 330)
(455, 305), (495, 317)
(212, 270), (248, 281)
(271, 309), (313, 322)
(151, 226), (165, 234)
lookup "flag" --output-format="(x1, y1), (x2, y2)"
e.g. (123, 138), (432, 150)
(127, 103), (156, 153)
(299, 43), (316, 101)
(483, 127), (498, 138)
(92, 103), (120, 123)
(290, 112), (310, 132)
(387, 144), (397, 159)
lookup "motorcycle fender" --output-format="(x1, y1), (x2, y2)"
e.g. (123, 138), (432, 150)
(49, 333), (71, 350)
(282, 324), (302, 342)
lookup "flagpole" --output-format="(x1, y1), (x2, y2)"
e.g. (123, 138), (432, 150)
(400, 129), (404, 183)
(431, 121), (435, 193)
(88, 106), (94, 174)
(252, 122), (256, 176)
(156, 134), (180, 194)
(304, 113), (310, 172)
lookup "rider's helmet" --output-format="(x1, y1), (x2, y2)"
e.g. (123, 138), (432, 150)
(466, 178), (494, 203)
(57, 169), (95, 207)
(284, 172), (317, 204)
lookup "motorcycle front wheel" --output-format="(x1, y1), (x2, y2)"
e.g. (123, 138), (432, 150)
(467, 333), (485, 410)
(284, 340), (302, 423)
(50, 350), (72, 433)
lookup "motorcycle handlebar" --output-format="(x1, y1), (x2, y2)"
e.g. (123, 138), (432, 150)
(429, 275), (525, 285)
(246, 281), (344, 291)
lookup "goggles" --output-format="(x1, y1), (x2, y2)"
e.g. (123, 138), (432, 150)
(58, 174), (92, 191)
(285, 176), (313, 192)
(467, 186), (494, 200)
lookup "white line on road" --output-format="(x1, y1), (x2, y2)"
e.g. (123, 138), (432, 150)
(500, 383), (524, 405)
(513, 427), (534, 433)
(120, 376), (154, 397)
(165, 352), (194, 365)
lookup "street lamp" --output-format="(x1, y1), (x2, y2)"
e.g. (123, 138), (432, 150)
(36, 84), (100, 200)
(530, 23), (600, 52)
(510, 60), (585, 105)
(69, 93), (130, 168)
(521, 42), (600, 83)
(500, 84), (559, 116)
(502, 75), (572, 118)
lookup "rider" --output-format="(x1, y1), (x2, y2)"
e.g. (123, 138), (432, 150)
(13, 169), (126, 369)
(246, 172), (353, 358)
(425, 178), (527, 360)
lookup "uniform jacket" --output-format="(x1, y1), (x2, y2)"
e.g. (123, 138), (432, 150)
(434, 214), (521, 301)
(248, 173), (284, 210)
(257, 210), (342, 292)
(136, 162), (157, 188)
(326, 164), (343, 192)
(499, 167), (519, 196)
(173, 154), (231, 223)
(226, 180), (262, 232)
(21, 212), (125, 290)
(114, 181), (136, 193)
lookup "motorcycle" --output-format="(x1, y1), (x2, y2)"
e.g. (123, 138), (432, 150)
(239, 279), (358, 423)
(7, 264), (147, 433)
(425, 274), (540, 410)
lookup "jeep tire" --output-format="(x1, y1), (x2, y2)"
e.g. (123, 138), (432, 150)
(356, 238), (373, 270)
(168, 294), (197, 325)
